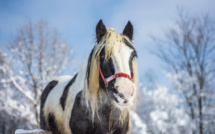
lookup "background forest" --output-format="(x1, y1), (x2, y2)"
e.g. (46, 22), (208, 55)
(0, 1), (215, 134)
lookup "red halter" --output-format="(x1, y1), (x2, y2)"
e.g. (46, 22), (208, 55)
(99, 65), (133, 93)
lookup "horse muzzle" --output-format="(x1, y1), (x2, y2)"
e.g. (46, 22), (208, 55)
(112, 79), (136, 107)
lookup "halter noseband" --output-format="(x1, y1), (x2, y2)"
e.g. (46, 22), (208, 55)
(99, 65), (133, 93)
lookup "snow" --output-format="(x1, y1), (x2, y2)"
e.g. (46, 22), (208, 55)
(15, 129), (47, 134)
(131, 111), (148, 134)
(137, 85), (193, 134)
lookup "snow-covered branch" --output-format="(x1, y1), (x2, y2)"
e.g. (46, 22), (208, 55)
(0, 20), (73, 125)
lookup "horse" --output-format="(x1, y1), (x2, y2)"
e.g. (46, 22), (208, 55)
(40, 20), (138, 134)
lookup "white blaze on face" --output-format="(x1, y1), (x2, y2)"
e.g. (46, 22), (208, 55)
(112, 42), (132, 75)
(111, 42), (136, 107)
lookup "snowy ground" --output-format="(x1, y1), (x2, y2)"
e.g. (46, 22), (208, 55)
(15, 112), (147, 134)
(15, 129), (48, 134)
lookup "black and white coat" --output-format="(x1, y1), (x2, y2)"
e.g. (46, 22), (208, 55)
(40, 20), (138, 134)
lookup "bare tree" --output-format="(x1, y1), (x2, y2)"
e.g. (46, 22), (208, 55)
(152, 10), (215, 134)
(2, 20), (72, 124)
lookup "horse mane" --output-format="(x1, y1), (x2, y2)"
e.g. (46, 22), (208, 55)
(84, 29), (138, 124)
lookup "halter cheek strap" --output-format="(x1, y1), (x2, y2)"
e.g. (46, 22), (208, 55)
(99, 65), (133, 93)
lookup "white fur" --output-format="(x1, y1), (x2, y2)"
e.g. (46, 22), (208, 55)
(111, 42), (135, 107)
(43, 67), (86, 134)
(112, 42), (133, 75)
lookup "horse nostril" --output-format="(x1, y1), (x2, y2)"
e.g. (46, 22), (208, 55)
(124, 100), (128, 103)
(118, 93), (125, 99)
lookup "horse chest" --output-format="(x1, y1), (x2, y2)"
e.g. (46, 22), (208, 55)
(70, 91), (129, 134)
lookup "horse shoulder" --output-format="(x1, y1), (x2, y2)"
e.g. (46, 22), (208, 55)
(41, 67), (86, 133)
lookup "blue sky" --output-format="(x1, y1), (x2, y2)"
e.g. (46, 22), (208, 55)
(1, 0), (215, 86)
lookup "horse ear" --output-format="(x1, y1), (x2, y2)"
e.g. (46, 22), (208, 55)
(96, 19), (107, 43)
(123, 21), (133, 40)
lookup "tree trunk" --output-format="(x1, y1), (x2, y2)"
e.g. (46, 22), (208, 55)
(199, 96), (203, 134)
